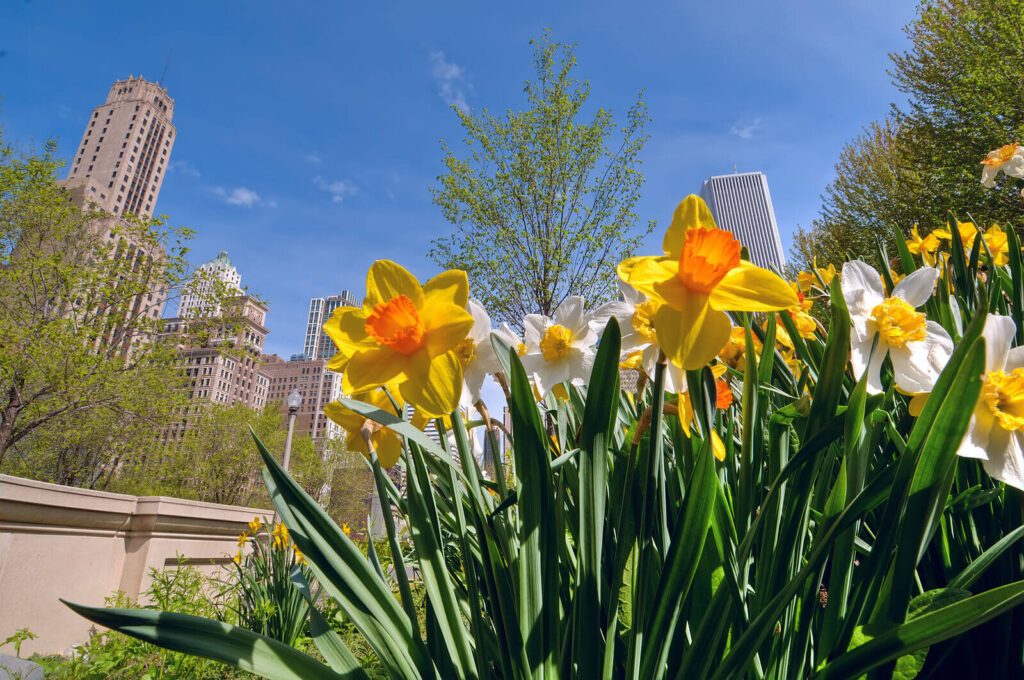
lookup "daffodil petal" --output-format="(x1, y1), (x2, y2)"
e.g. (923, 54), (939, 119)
(365, 260), (424, 308)
(889, 321), (953, 394)
(663, 195), (717, 259)
(653, 300), (732, 371)
(421, 301), (474, 358)
(981, 429), (1024, 490)
(984, 315), (1017, 373)
(841, 260), (886, 318)
(400, 350), (462, 418)
(618, 256), (678, 297)
(323, 307), (374, 357)
(373, 431), (403, 468)
(344, 347), (410, 393)
(710, 262), (799, 312)
(324, 401), (365, 433)
(423, 269), (469, 309)
(891, 267), (938, 307)
(712, 430), (726, 462)
(959, 407), (994, 460)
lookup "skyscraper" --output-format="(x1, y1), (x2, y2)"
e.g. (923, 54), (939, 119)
(178, 251), (243, 318)
(699, 172), (786, 271)
(63, 75), (176, 218)
(304, 290), (359, 360)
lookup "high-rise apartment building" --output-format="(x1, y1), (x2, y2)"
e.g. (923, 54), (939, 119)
(178, 251), (243, 318)
(699, 172), (786, 271)
(304, 290), (359, 360)
(64, 76), (176, 219)
(261, 355), (344, 444)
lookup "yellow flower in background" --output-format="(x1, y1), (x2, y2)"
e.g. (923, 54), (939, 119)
(935, 221), (978, 248)
(272, 523), (290, 551)
(618, 196), (798, 371)
(718, 326), (762, 370)
(323, 260), (474, 417)
(906, 224), (941, 265)
(342, 522), (351, 537)
(294, 547), (308, 566)
(324, 387), (404, 468)
(248, 517), (263, 534)
(984, 224), (1010, 266)
(815, 260), (837, 289)
(796, 270), (817, 293)
(233, 551), (242, 565)
(236, 532), (248, 549)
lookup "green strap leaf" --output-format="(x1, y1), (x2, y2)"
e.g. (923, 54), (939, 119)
(61, 600), (348, 680)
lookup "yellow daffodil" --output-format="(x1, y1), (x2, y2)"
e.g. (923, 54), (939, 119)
(935, 221), (979, 249)
(248, 517), (263, 534)
(981, 143), (1024, 188)
(323, 260), (474, 417)
(324, 387), (404, 468)
(293, 547), (307, 566)
(906, 224), (941, 266)
(796, 270), (817, 293)
(718, 326), (762, 370)
(814, 259), (837, 288)
(233, 551), (242, 565)
(984, 224), (1010, 266)
(272, 522), (290, 551)
(342, 522), (351, 537)
(618, 196), (798, 371)
(676, 392), (727, 461)
(236, 532), (248, 549)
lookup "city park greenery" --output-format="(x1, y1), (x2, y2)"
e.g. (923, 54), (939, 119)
(430, 31), (652, 330)
(792, 0), (1024, 270)
(0, 130), (369, 523)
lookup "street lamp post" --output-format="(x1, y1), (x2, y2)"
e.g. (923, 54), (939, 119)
(283, 389), (302, 473)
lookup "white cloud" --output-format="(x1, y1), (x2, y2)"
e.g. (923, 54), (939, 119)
(730, 117), (763, 140)
(303, 152), (323, 164)
(169, 160), (201, 178)
(429, 51), (470, 112)
(313, 176), (358, 203)
(211, 186), (270, 208)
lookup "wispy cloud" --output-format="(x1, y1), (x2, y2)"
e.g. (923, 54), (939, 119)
(429, 51), (470, 112)
(169, 160), (201, 178)
(303, 152), (323, 164)
(313, 176), (358, 203)
(211, 186), (274, 208)
(730, 117), (763, 140)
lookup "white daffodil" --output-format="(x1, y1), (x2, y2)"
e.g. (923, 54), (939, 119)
(454, 299), (501, 408)
(521, 296), (597, 396)
(980, 143), (1024, 188)
(590, 281), (687, 393)
(841, 260), (952, 395)
(957, 315), (1024, 489)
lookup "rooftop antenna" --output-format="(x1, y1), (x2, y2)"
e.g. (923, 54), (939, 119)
(733, 164), (738, 174)
(159, 49), (173, 88)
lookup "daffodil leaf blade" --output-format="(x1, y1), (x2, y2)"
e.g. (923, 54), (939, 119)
(811, 581), (1024, 680)
(892, 223), (918, 274)
(806, 276), (851, 440)
(61, 601), (346, 680)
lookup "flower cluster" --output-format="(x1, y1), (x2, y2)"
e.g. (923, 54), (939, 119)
(233, 517), (306, 566)
(321, 195), (799, 467)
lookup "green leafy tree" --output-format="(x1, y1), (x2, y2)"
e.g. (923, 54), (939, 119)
(0, 133), (208, 475)
(430, 31), (652, 328)
(794, 0), (1024, 270)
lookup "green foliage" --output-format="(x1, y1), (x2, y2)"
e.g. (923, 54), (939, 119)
(793, 0), (1024, 270)
(0, 130), (236, 484)
(224, 518), (314, 648)
(430, 31), (653, 328)
(0, 627), (37, 659)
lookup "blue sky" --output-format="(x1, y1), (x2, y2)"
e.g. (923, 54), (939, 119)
(2, 1), (918, 358)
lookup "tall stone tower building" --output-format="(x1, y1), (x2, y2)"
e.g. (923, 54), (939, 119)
(64, 76), (176, 218)
(178, 251), (243, 318)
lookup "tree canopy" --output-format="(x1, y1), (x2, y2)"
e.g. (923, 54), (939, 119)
(430, 31), (652, 328)
(793, 0), (1024, 271)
